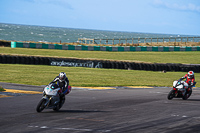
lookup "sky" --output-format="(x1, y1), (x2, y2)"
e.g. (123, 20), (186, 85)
(0, 0), (200, 35)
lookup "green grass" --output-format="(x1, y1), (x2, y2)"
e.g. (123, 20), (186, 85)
(0, 64), (199, 87)
(0, 86), (5, 92)
(0, 47), (199, 87)
(1, 47), (200, 64)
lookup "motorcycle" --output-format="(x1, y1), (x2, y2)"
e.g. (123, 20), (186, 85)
(168, 80), (196, 100)
(36, 83), (67, 112)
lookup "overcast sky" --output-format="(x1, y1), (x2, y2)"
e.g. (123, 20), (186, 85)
(0, 0), (200, 35)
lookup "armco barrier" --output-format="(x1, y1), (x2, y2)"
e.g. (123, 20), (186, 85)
(0, 54), (200, 72)
(11, 42), (200, 52)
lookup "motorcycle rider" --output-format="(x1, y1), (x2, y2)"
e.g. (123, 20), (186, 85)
(178, 71), (195, 93)
(50, 72), (71, 102)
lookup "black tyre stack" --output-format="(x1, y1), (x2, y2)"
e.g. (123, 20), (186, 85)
(0, 54), (199, 73)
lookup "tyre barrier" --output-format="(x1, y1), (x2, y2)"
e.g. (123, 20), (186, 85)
(0, 55), (51, 66)
(97, 61), (200, 73)
(0, 54), (200, 73)
(0, 41), (11, 47)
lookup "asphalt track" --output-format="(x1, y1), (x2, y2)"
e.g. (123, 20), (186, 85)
(1, 82), (200, 133)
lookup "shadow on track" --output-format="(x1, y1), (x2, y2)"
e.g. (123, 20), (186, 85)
(187, 99), (200, 101)
(41, 109), (108, 113)
(167, 99), (200, 101)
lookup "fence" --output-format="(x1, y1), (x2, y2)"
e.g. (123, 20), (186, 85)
(78, 37), (200, 45)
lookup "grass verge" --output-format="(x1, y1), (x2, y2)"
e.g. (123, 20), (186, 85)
(1, 47), (200, 64)
(0, 64), (199, 87)
(0, 86), (5, 92)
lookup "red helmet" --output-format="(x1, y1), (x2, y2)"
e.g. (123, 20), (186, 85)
(188, 71), (194, 79)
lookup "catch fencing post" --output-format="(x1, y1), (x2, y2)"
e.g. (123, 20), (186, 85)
(157, 37), (158, 44)
(132, 38), (134, 44)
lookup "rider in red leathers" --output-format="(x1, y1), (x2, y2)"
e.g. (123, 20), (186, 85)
(178, 71), (195, 93)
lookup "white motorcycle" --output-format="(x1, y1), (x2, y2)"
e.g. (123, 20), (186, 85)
(36, 83), (65, 112)
(168, 80), (195, 100)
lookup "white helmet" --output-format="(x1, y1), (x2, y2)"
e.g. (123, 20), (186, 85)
(188, 71), (194, 79)
(59, 72), (66, 81)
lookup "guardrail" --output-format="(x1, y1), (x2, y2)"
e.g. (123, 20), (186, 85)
(78, 37), (200, 45)
(11, 42), (200, 52)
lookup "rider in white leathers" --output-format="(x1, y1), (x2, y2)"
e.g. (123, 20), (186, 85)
(50, 72), (71, 101)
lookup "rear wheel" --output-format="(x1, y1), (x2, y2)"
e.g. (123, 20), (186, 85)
(53, 104), (60, 111)
(53, 98), (65, 111)
(182, 94), (188, 100)
(183, 90), (192, 100)
(36, 99), (46, 112)
(60, 98), (65, 108)
(168, 90), (175, 100)
(187, 90), (192, 98)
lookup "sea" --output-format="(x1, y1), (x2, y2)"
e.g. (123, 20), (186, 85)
(0, 23), (199, 44)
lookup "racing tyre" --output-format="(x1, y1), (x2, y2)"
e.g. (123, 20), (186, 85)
(53, 104), (60, 112)
(167, 90), (175, 100)
(53, 98), (65, 111)
(182, 94), (188, 100)
(36, 99), (46, 112)
(187, 90), (192, 99)
(183, 90), (192, 100)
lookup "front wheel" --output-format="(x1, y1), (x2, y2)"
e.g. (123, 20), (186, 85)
(36, 99), (46, 112)
(168, 90), (175, 100)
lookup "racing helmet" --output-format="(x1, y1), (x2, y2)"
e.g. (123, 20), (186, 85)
(59, 72), (66, 81)
(188, 71), (194, 79)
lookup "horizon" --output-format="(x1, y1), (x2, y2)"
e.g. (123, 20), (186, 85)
(1, 22), (199, 37)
